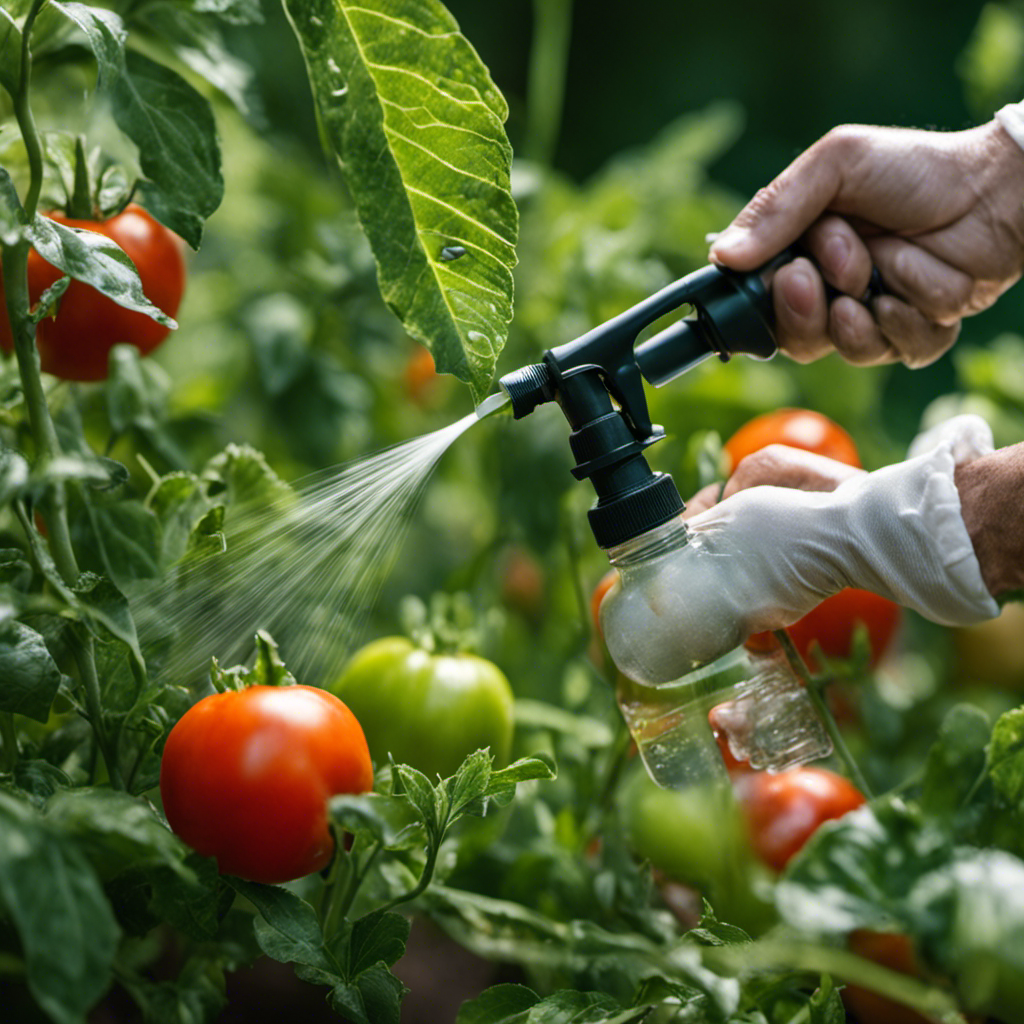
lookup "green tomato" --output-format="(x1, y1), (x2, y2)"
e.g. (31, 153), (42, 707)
(618, 763), (775, 934)
(329, 637), (515, 779)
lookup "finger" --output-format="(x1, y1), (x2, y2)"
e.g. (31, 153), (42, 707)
(828, 295), (901, 366)
(709, 132), (853, 270)
(771, 258), (833, 363)
(722, 444), (865, 499)
(682, 483), (723, 519)
(802, 215), (875, 297)
(872, 293), (961, 368)
(867, 236), (974, 325)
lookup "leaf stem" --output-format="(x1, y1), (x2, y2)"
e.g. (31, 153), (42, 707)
(0, 712), (19, 773)
(773, 630), (873, 798)
(524, 0), (573, 165)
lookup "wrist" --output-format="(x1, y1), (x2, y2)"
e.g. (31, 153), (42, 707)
(954, 443), (1024, 599)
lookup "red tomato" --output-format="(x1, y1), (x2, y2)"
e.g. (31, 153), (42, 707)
(843, 931), (932, 1024)
(590, 568), (619, 643)
(734, 766), (865, 872)
(747, 588), (901, 672)
(0, 204), (185, 381)
(160, 685), (373, 883)
(723, 408), (861, 472)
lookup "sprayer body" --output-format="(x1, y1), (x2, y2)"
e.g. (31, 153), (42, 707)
(599, 515), (832, 785)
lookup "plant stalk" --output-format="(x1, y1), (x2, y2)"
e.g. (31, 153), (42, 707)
(4, 0), (123, 790)
(524, 0), (573, 166)
(774, 630), (873, 798)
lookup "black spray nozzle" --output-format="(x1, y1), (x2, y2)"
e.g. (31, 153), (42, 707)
(497, 246), (864, 547)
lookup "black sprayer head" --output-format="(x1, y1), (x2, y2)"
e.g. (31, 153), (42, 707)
(498, 250), (801, 548)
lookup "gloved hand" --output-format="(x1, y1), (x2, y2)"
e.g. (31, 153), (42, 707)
(604, 415), (999, 685)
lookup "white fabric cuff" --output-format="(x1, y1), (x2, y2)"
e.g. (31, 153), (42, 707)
(995, 101), (1024, 153)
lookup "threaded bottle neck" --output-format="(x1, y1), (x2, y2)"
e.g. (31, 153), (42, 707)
(605, 513), (689, 569)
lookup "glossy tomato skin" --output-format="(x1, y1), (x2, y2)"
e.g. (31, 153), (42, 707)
(723, 408), (861, 472)
(0, 205), (185, 381)
(160, 685), (373, 884)
(734, 766), (865, 872)
(748, 588), (901, 672)
(329, 637), (515, 779)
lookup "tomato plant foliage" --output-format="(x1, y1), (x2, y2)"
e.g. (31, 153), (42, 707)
(1, 0), (1024, 1022)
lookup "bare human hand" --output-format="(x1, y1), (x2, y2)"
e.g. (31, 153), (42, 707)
(709, 119), (1024, 368)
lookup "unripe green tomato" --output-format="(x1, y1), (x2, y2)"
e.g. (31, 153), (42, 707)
(618, 764), (775, 934)
(329, 637), (515, 779)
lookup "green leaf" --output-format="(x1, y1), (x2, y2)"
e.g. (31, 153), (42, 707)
(989, 706), (1024, 806)
(808, 976), (845, 1024)
(330, 790), (421, 850)
(456, 984), (539, 1024)
(456, 984), (649, 1023)
(331, 962), (408, 1024)
(394, 762), (444, 834)
(345, 910), (410, 974)
(0, 447), (30, 505)
(0, 168), (24, 245)
(72, 571), (146, 679)
(0, 791), (120, 1024)
(12, 759), (72, 804)
(53, 2), (223, 248)
(920, 703), (991, 817)
(0, 7), (21, 98)
(282, 0), (518, 401)
(776, 797), (952, 938)
(28, 214), (177, 326)
(43, 787), (189, 881)
(137, 3), (261, 118)
(0, 620), (63, 722)
(226, 877), (341, 984)
(688, 900), (751, 948)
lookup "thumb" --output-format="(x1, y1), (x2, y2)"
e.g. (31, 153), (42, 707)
(709, 130), (851, 270)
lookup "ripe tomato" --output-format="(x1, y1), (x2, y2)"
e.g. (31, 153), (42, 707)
(0, 204), (185, 381)
(159, 685), (372, 884)
(747, 588), (901, 672)
(723, 408), (861, 473)
(843, 931), (932, 1024)
(329, 637), (515, 779)
(733, 766), (865, 872)
(498, 544), (546, 621)
(590, 569), (619, 643)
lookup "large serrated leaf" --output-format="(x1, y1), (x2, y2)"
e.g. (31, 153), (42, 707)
(282, 0), (518, 401)
(53, 2), (223, 248)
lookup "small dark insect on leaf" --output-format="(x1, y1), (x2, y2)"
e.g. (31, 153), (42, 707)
(439, 245), (467, 262)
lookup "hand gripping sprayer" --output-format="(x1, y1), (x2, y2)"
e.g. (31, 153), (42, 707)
(498, 248), (882, 548)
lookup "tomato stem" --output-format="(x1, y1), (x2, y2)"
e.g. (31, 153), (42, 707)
(3, 15), (124, 791)
(773, 629), (873, 799)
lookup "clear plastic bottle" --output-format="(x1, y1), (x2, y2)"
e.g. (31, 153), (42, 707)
(600, 514), (832, 788)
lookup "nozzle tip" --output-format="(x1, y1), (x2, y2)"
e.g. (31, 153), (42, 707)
(499, 363), (555, 418)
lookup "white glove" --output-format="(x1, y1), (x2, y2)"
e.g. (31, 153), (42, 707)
(604, 415), (999, 684)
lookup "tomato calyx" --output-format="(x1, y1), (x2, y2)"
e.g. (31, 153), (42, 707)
(210, 630), (298, 692)
(58, 135), (137, 222)
(400, 591), (486, 656)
